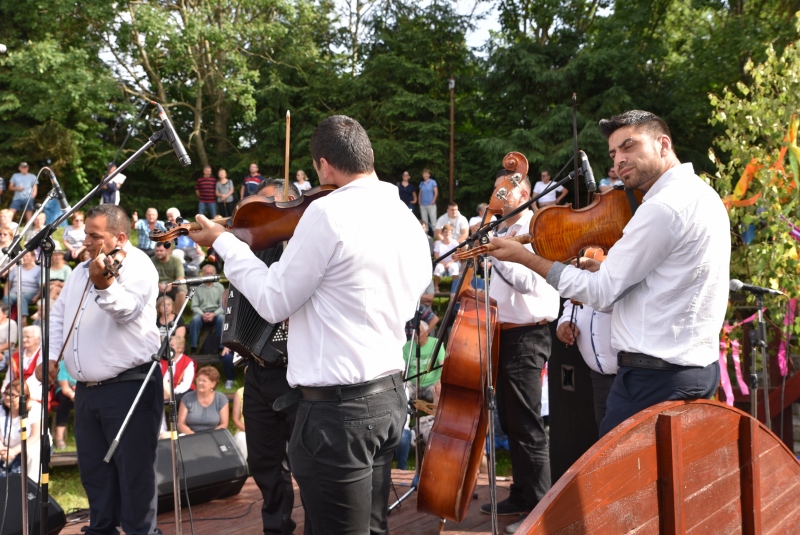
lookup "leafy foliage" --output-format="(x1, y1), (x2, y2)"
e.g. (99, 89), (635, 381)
(710, 14), (800, 332)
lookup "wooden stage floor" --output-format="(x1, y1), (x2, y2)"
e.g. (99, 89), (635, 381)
(62, 470), (517, 534)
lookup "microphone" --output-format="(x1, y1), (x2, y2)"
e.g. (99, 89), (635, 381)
(48, 170), (72, 213)
(153, 102), (192, 167)
(171, 275), (220, 286)
(579, 150), (597, 193)
(729, 279), (785, 297)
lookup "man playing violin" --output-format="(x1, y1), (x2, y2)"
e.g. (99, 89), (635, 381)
(38, 204), (163, 535)
(190, 115), (432, 535)
(479, 170), (560, 531)
(488, 110), (730, 438)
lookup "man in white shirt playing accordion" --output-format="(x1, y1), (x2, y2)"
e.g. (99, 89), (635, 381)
(488, 110), (730, 437)
(190, 115), (432, 534)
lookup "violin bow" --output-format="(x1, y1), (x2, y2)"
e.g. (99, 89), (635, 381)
(572, 93), (580, 207)
(284, 110), (291, 202)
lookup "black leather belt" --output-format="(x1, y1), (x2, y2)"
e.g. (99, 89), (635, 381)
(273, 373), (401, 411)
(617, 351), (697, 371)
(78, 363), (156, 388)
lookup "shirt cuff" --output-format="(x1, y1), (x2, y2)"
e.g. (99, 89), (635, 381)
(211, 232), (242, 260)
(94, 279), (122, 305)
(546, 261), (568, 289)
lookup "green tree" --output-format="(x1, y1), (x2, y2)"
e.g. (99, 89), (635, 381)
(710, 15), (800, 328)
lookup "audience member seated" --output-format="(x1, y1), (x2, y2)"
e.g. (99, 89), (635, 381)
(294, 169), (312, 193)
(23, 213), (46, 246)
(599, 166), (624, 192)
(468, 202), (498, 234)
(0, 226), (22, 275)
(1, 380), (41, 476)
(62, 211), (86, 262)
(54, 360), (76, 450)
(219, 348), (237, 392)
(77, 249), (92, 263)
(404, 303), (439, 341)
(156, 295), (186, 341)
(0, 303), (17, 372)
(188, 264), (225, 358)
(161, 336), (195, 406)
(49, 244), (72, 282)
(177, 366), (229, 435)
(131, 207), (167, 257)
(434, 202), (469, 242)
(395, 321), (445, 469)
(432, 224), (460, 288)
(152, 242), (187, 313)
(0, 209), (19, 234)
(30, 280), (63, 327)
(2, 326), (42, 398)
(165, 207), (205, 276)
(4, 250), (41, 325)
(231, 385), (246, 458)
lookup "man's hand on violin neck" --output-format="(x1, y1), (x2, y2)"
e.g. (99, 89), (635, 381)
(89, 254), (113, 290)
(190, 215), (226, 247)
(488, 236), (554, 279)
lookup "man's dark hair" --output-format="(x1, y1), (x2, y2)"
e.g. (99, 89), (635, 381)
(540, 169), (550, 175)
(599, 110), (672, 141)
(0, 302), (8, 315)
(310, 115), (374, 175)
(447, 201), (458, 208)
(258, 178), (301, 199)
(86, 204), (130, 237)
(495, 169), (512, 179)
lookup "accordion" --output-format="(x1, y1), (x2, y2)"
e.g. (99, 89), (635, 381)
(221, 248), (288, 366)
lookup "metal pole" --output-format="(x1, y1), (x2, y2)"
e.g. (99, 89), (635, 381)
(449, 77), (455, 202)
(284, 111), (291, 202)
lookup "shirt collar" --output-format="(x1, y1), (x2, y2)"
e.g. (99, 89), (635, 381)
(643, 162), (694, 202)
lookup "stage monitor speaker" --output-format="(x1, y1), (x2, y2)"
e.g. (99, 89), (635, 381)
(0, 474), (66, 535)
(156, 428), (248, 513)
(547, 318), (601, 483)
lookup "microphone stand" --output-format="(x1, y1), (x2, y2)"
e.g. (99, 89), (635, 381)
(481, 254), (498, 535)
(749, 330), (759, 423)
(754, 295), (771, 431)
(105, 285), (198, 535)
(388, 306), (423, 513)
(0, 127), (184, 535)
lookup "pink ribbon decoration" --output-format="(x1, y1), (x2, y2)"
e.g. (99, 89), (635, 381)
(731, 340), (749, 395)
(718, 340), (734, 406)
(777, 297), (797, 377)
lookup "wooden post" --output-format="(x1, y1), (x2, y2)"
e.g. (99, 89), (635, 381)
(449, 77), (455, 201)
(284, 110), (291, 202)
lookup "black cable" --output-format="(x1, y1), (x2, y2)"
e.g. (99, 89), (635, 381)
(157, 498), (263, 523)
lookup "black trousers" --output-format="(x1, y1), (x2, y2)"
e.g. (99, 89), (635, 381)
(589, 370), (616, 430)
(289, 375), (406, 535)
(243, 363), (298, 535)
(599, 362), (720, 437)
(55, 390), (74, 426)
(74, 371), (162, 535)
(496, 325), (551, 510)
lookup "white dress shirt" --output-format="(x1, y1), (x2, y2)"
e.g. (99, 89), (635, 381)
(532, 181), (564, 203)
(48, 240), (161, 382)
(547, 163), (730, 367)
(489, 209), (560, 324)
(558, 301), (618, 375)
(213, 177), (432, 387)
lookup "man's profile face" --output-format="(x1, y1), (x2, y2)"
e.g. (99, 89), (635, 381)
(84, 215), (122, 256)
(608, 167), (618, 179)
(607, 125), (666, 191)
(166, 212), (177, 224)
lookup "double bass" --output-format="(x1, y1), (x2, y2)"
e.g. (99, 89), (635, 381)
(416, 152), (527, 522)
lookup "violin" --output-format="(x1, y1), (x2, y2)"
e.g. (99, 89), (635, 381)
(149, 185), (337, 251)
(452, 187), (643, 263)
(416, 152), (526, 523)
(101, 247), (126, 280)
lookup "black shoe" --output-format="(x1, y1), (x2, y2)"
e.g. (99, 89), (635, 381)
(480, 497), (530, 516)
